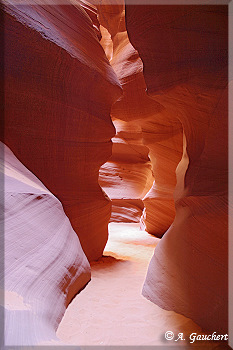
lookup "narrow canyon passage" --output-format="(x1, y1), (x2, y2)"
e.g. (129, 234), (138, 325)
(2, 1), (229, 346)
(57, 223), (211, 347)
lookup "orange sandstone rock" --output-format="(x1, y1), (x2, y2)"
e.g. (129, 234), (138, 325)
(3, 0), (122, 261)
(99, 118), (153, 222)
(98, 3), (182, 233)
(141, 115), (183, 237)
(126, 4), (228, 333)
(1, 142), (91, 345)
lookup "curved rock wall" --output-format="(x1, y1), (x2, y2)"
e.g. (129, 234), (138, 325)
(1, 142), (91, 345)
(98, 11), (154, 223)
(3, 0), (122, 261)
(126, 4), (228, 333)
(3, 0), (229, 339)
(98, 2), (182, 234)
(140, 112), (183, 237)
(99, 118), (153, 222)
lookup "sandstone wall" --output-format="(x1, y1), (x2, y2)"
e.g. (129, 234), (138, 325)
(3, 0), (122, 261)
(126, 4), (228, 333)
(1, 142), (91, 345)
(99, 117), (153, 223)
(3, 0), (229, 337)
(98, 2), (182, 235)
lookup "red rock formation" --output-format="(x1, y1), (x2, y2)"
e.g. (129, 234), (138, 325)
(98, 10), (153, 223)
(3, 0), (122, 261)
(140, 113), (183, 237)
(1, 142), (91, 345)
(3, 0), (229, 339)
(99, 118), (153, 222)
(98, 3), (182, 234)
(126, 4), (228, 333)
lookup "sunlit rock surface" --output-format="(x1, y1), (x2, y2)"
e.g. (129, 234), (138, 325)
(99, 118), (153, 223)
(1, 143), (91, 346)
(98, 2), (182, 234)
(126, 4), (228, 333)
(140, 113), (183, 237)
(3, 0), (122, 261)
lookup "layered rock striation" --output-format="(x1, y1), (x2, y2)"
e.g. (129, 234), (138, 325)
(1, 142), (91, 345)
(3, 0), (122, 261)
(98, 2), (182, 235)
(99, 117), (153, 223)
(126, 4), (228, 333)
(2, 0), (229, 340)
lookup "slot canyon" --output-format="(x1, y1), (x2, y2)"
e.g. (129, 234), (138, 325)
(0, 0), (230, 347)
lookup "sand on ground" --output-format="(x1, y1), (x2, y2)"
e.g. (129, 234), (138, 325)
(57, 223), (225, 348)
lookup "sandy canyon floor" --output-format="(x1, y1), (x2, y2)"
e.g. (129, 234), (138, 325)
(57, 223), (227, 349)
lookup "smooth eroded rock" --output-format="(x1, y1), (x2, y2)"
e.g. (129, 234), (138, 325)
(1, 142), (91, 345)
(126, 4), (228, 333)
(3, 0), (122, 260)
(98, 2), (181, 232)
